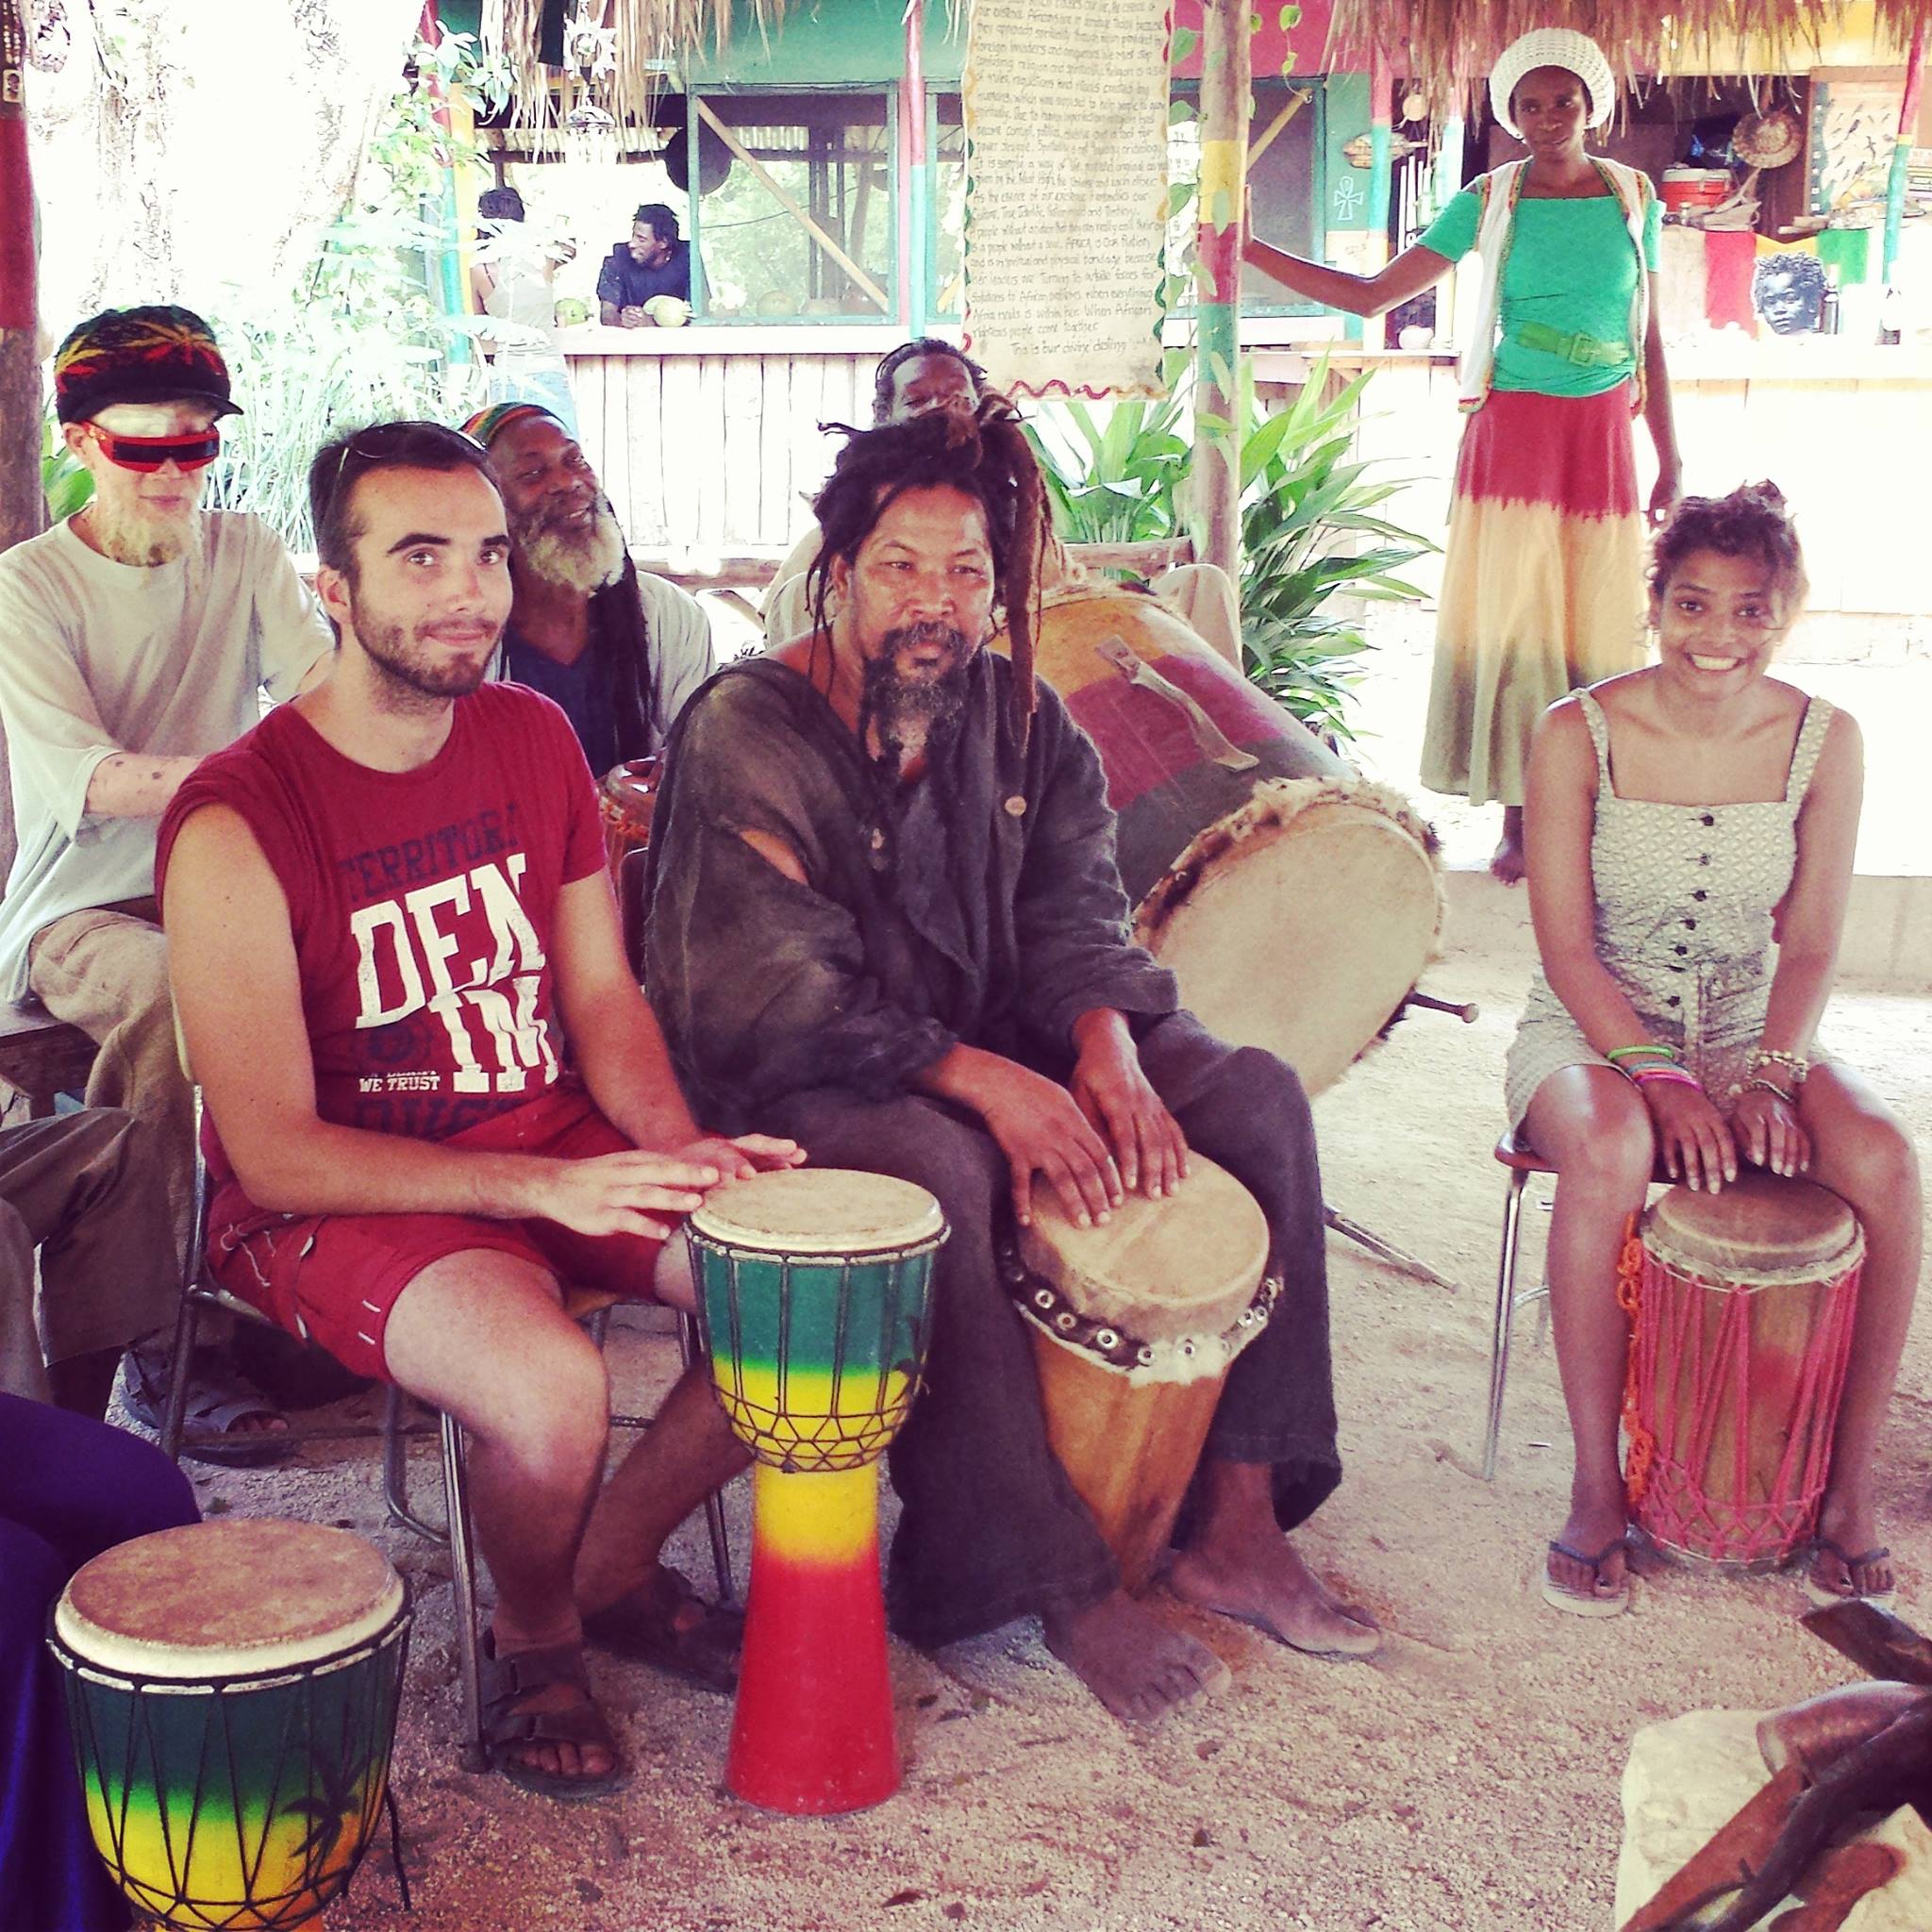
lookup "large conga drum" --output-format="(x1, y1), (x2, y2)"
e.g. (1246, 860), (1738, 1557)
(599, 757), (660, 971)
(993, 588), (1442, 1093)
(1625, 1174), (1865, 1572)
(1005, 1153), (1276, 1591)
(47, 1519), (409, 1931)
(688, 1169), (946, 1814)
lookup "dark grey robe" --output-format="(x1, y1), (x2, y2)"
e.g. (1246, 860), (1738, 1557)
(646, 652), (1340, 1645)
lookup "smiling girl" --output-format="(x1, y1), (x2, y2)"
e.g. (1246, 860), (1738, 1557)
(1509, 484), (1921, 1617)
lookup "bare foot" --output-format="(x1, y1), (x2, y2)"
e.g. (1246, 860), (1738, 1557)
(1167, 1538), (1382, 1659)
(1041, 1591), (1230, 1724)
(1490, 826), (1527, 887)
(1546, 1487), (1631, 1606)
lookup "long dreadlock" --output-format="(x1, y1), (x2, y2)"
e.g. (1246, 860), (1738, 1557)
(804, 398), (1048, 741)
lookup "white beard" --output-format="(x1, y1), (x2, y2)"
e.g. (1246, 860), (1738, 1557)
(82, 501), (201, 568)
(519, 503), (627, 598)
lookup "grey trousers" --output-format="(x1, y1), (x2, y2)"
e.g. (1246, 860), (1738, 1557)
(26, 899), (193, 1264)
(765, 1011), (1341, 1648)
(0, 1109), (178, 1404)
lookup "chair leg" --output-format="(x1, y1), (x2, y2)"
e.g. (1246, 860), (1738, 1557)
(678, 1309), (736, 1604)
(1482, 1170), (1532, 1483)
(382, 1386), (450, 1546)
(440, 1409), (487, 1771)
(161, 1091), (216, 1463)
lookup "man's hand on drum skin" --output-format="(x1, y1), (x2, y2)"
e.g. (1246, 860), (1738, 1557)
(1729, 1089), (1812, 1178)
(1069, 1008), (1189, 1202)
(529, 1151), (725, 1241)
(1641, 1082), (1738, 1192)
(672, 1133), (808, 1183)
(964, 1058), (1123, 1230)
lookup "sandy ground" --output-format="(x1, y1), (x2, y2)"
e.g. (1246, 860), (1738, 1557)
(147, 939), (1932, 1932)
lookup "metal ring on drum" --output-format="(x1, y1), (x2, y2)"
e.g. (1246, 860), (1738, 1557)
(686, 1168), (946, 1815)
(1625, 1174), (1865, 1573)
(47, 1519), (410, 1932)
(991, 587), (1443, 1094)
(1003, 1151), (1274, 1591)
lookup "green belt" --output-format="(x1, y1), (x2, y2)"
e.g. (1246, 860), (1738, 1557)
(1515, 319), (1629, 368)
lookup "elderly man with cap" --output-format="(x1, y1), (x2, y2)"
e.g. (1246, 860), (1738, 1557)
(462, 403), (716, 777)
(0, 305), (333, 1456)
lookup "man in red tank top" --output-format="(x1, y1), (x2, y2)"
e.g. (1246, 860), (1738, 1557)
(157, 422), (798, 1801)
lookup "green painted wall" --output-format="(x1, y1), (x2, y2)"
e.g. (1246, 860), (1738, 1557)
(684, 0), (964, 88)
(1321, 71), (1371, 232)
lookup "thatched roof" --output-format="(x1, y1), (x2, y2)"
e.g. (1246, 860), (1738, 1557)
(497, 0), (792, 139)
(1327, 0), (1932, 89)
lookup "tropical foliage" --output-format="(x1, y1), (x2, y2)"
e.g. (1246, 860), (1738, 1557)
(1022, 358), (1433, 742)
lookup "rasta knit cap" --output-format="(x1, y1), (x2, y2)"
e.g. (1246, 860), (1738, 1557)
(1489, 29), (1616, 139)
(53, 304), (240, 424)
(459, 401), (563, 448)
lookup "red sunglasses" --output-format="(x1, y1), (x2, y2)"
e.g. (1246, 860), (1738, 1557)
(83, 424), (223, 474)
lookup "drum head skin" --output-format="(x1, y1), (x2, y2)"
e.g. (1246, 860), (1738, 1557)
(56, 1520), (404, 1677)
(1647, 1174), (1862, 1281)
(691, 1168), (944, 1257)
(1137, 776), (1442, 1096)
(1018, 1152), (1269, 1342)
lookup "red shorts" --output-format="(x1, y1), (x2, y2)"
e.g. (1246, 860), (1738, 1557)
(208, 1085), (671, 1382)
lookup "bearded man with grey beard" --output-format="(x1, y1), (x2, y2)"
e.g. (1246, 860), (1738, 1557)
(461, 404), (716, 776)
(0, 305), (335, 1452)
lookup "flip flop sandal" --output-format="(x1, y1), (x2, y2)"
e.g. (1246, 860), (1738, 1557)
(120, 1344), (295, 1468)
(1802, 1539), (1897, 1615)
(580, 1564), (743, 1693)
(1541, 1538), (1631, 1619)
(479, 1636), (629, 1802)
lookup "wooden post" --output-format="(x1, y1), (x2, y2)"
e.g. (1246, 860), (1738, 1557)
(1192, 0), (1249, 588)
(1364, 52), (1393, 352)
(902, 0), (928, 336)
(0, 0), (42, 556)
(1883, 24), (1926, 289)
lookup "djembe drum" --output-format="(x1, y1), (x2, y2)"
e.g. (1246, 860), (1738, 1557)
(993, 588), (1442, 1094)
(599, 756), (660, 970)
(1625, 1174), (1865, 1571)
(687, 1169), (946, 1814)
(47, 1519), (409, 1931)
(1004, 1153), (1275, 1590)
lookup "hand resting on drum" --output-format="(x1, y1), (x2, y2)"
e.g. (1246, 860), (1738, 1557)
(1641, 1078), (1739, 1193)
(532, 1131), (807, 1242)
(1730, 1087), (1812, 1179)
(1069, 1008), (1190, 1202)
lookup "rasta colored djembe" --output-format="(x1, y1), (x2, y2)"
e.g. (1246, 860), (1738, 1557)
(47, 1519), (409, 1931)
(687, 1169), (946, 1814)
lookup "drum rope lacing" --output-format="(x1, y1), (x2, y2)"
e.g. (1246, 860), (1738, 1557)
(1616, 1222), (1657, 1507)
(1000, 1240), (1283, 1386)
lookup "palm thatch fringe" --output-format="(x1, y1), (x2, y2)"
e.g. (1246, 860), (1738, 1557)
(1327, 0), (1932, 99)
(495, 0), (793, 147)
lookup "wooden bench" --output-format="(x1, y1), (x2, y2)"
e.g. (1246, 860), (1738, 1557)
(0, 1000), (97, 1120)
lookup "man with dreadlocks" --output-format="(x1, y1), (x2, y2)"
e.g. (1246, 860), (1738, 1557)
(646, 406), (1378, 1724)
(760, 338), (1243, 669)
(462, 404), (716, 774)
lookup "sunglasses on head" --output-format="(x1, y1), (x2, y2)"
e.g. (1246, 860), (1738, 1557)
(322, 422), (492, 515)
(84, 424), (223, 473)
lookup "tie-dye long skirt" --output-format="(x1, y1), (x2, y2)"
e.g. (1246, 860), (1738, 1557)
(1421, 381), (1646, 807)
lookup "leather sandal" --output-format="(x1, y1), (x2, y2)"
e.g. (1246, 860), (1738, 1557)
(1802, 1538), (1897, 1615)
(479, 1635), (628, 1801)
(581, 1564), (743, 1693)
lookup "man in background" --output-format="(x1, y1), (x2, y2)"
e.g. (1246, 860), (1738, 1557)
(597, 204), (692, 325)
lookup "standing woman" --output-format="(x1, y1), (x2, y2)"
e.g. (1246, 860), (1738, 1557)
(472, 185), (581, 439)
(1245, 30), (1681, 880)
(1512, 485), (1919, 1617)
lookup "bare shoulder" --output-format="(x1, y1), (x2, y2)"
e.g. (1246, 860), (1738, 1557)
(1584, 669), (1650, 726)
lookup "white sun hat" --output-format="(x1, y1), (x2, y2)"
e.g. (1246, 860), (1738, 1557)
(1490, 28), (1617, 138)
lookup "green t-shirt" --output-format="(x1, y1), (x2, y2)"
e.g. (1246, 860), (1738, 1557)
(1419, 184), (1662, 397)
